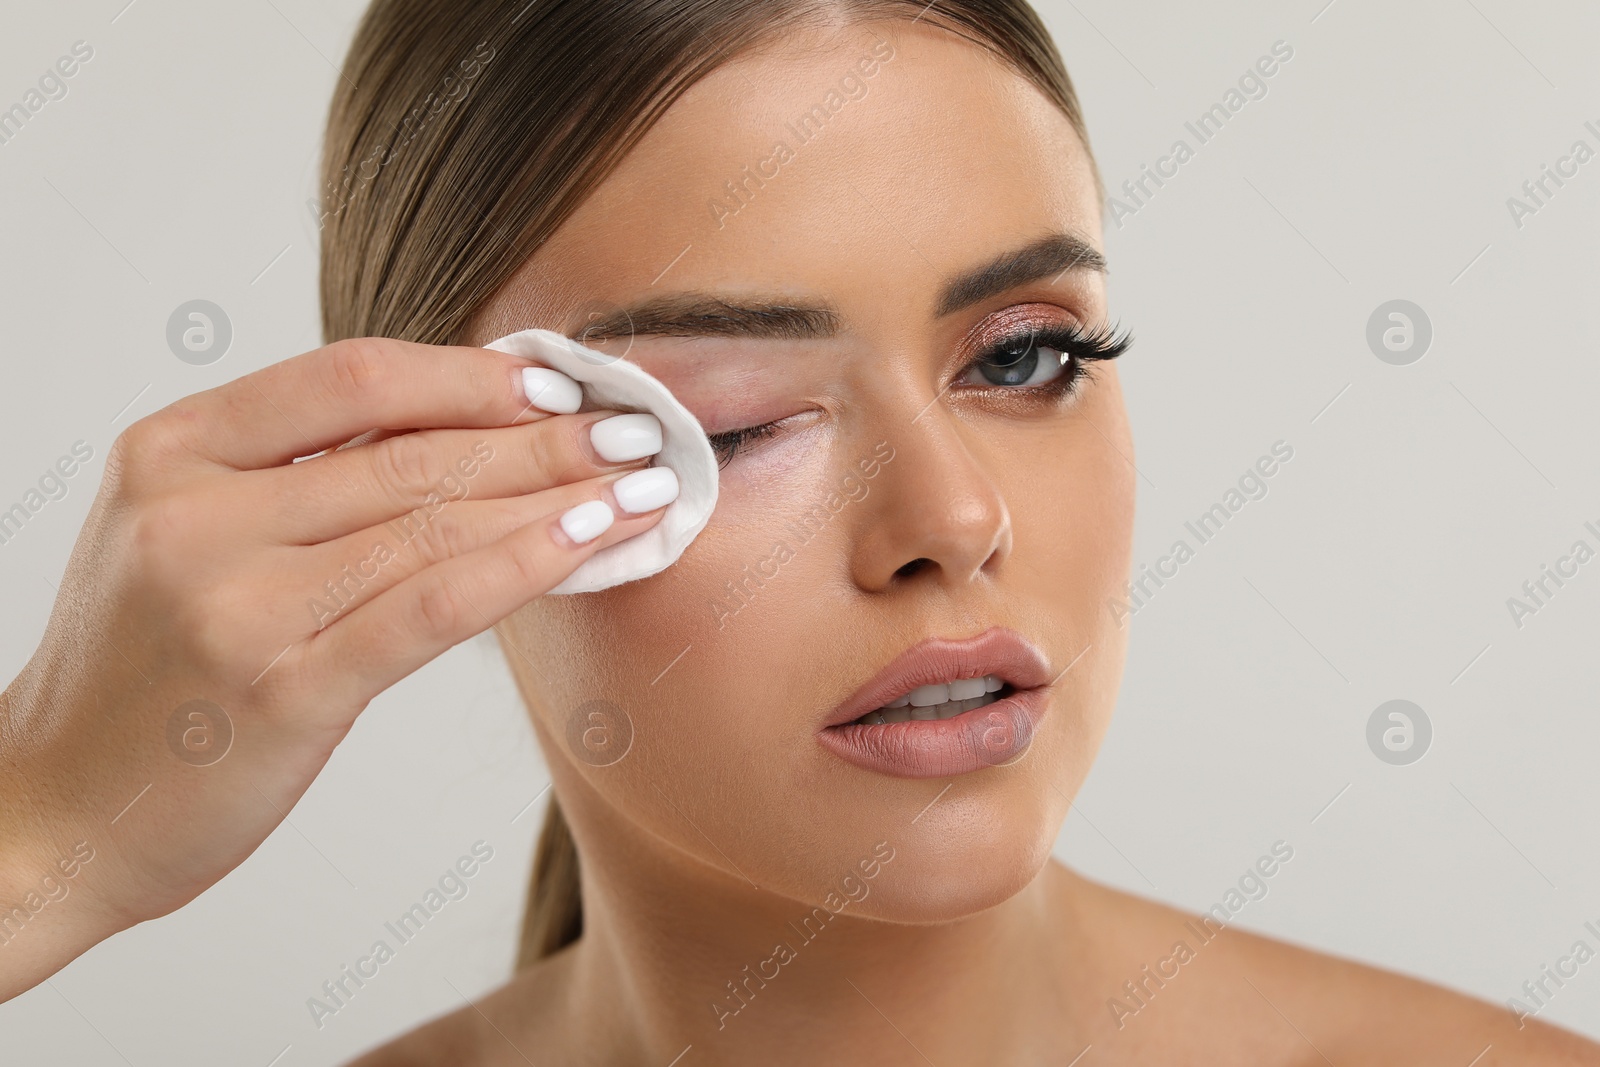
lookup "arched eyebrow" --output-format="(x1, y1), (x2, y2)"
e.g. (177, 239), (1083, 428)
(572, 230), (1105, 342)
(934, 231), (1106, 317)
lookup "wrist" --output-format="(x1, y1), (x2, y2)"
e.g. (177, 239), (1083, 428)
(0, 680), (132, 1001)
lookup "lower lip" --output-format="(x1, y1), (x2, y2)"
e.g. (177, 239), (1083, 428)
(816, 687), (1048, 779)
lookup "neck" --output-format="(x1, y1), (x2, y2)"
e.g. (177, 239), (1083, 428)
(555, 805), (1095, 1065)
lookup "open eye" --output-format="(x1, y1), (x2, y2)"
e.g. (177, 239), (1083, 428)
(959, 320), (1131, 392)
(964, 328), (1068, 388)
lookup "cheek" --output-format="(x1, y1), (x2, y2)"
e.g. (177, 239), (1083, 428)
(505, 436), (844, 751)
(501, 471), (855, 891)
(994, 371), (1132, 777)
(1032, 373), (1134, 748)
(1019, 370), (1133, 609)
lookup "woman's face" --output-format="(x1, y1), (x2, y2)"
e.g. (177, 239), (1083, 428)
(467, 17), (1133, 921)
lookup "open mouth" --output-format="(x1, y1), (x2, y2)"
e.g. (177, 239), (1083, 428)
(845, 674), (1013, 726)
(817, 628), (1051, 777)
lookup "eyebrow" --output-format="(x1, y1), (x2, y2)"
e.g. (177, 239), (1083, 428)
(571, 231), (1106, 343)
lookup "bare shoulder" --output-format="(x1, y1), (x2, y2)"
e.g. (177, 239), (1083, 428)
(1066, 868), (1600, 1066)
(342, 947), (578, 1067)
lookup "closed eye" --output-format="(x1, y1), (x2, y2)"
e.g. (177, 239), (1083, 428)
(706, 420), (784, 469)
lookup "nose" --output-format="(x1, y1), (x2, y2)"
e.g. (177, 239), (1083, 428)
(847, 411), (1013, 594)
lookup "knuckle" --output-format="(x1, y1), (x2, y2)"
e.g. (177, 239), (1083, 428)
(414, 575), (469, 636)
(185, 585), (246, 670)
(106, 415), (181, 496)
(372, 433), (443, 503)
(502, 529), (556, 593)
(325, 338), (392, 404)
(124, 494), (193, 576)
(409, 507), (470, 565)
(526, 425), (584, 486)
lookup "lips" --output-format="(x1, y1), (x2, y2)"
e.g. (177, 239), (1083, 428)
(817, 626), (1056, 778)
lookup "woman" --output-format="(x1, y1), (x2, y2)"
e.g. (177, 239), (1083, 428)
(2, 0), (1595, 1063)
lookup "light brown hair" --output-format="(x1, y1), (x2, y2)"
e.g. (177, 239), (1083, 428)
(318, 0), (1101, 970)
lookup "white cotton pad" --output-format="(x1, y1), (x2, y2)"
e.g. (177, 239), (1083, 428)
(483, 327), (720, 595)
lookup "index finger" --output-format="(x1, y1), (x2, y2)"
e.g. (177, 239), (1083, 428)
(170, 337), (569, 471)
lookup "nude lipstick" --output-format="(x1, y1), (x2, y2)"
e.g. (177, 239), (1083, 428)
(816, 626), (1055, 778)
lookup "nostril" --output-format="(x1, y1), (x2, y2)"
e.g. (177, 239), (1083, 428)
(894, 557), (933, 579)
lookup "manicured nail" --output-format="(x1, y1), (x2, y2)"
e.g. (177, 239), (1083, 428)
(590, 413), (662, 462)
(612, 466), (679, 514)
(559, 499), (614, 544)
(522, 367), (583, 414)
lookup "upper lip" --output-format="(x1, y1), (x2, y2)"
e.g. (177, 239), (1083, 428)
(821, 626), (1055, 729)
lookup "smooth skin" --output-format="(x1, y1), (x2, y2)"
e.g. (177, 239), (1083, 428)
(358, 17), (1599, 1067)
(2, 13), (1594, 1067)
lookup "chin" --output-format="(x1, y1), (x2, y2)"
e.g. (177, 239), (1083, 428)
(841, 807), (1060, 925)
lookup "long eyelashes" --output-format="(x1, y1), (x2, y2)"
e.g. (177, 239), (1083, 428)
(1009, 318), (1133, 367)
(969, 319), (1132, 394)
(705, 319), (1134, 467)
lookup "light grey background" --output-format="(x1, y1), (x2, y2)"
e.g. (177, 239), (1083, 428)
(2, 0), (1597, 1062)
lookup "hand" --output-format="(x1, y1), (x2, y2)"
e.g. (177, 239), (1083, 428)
(0, 337), (676, 1000)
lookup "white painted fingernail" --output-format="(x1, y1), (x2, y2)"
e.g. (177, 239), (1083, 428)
(590, 413), (662, 462)
(613, 466), (679, 514)
(559, 499), (614, 544)
(522, 367), (583, 414)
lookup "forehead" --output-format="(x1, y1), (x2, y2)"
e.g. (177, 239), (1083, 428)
(478, 18), (1102, 337)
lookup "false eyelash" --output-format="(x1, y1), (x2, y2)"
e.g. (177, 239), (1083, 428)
(704, 318), (1134, 467)
(981, 318), (1134, 379)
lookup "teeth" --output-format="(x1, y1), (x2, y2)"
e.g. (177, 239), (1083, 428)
(948, 677), (986, 700)
(851, 675), (1009, 726)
